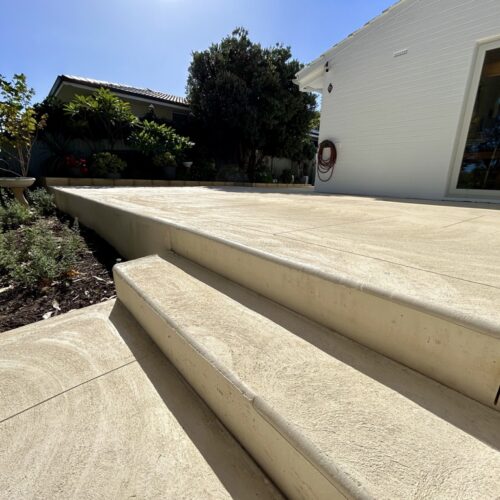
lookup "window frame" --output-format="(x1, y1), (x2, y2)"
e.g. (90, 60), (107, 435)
(447, 37), (500, 200)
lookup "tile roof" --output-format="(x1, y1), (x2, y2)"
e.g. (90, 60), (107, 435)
(55, 75), (189, 107)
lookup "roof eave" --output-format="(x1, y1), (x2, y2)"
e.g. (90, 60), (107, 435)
(49, 76), (190, 109)
(294, 57), (325, 92)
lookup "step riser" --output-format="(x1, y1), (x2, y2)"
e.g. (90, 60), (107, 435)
(54, 189), (500, 410)
(115, 269), (359, 500)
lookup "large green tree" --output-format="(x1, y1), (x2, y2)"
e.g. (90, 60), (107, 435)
(186, 28), (317, 181)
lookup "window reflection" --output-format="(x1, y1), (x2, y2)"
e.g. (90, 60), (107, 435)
(457, 47), (500, 190)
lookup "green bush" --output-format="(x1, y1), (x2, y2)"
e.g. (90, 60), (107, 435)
(128, 120), (192, 159)
(28, 188), (56, 216)
(189, 159), (217, 181)
(152, 152), (177, 168)
(0, 220), (84, 289)
(0, 200), (33, 231)
(91, 152), (126, 177)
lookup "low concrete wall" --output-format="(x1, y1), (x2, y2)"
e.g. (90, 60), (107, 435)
(43, 177), (310, 189)
(52, 187), (500, 411)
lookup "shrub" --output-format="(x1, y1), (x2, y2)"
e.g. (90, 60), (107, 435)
(28, 188), (56, 216)
(91, 152), (126, 177)
(189, 159), (217, 181)
(128, 120), (192, 159)
(0, 219), (84, 289)
(152, 152), (177, 168)
(0, 200), (33, 231)
(254, 166), (273, 183)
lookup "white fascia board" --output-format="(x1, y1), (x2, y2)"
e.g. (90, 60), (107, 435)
(294, 57), (326, 92)
(295, 0), (411, 92)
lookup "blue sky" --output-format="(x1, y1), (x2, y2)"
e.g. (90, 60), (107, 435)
(1, 0), (394, 102)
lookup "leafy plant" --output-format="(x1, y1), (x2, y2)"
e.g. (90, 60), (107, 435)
(0, 220), (84, 289)
(128, 119), (192, 159)
(0, 199), (33, 231)
(152, 151), (177, 168)
(0, 73), (46, 177)
(91, 152), (126, 177)
(64, 88), (138, 151)
(34, 96), (81, 175)
(189, 158), (217, 181)
(28, 188), (56, 216)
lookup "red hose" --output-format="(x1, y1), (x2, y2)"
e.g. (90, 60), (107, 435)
(317, 140), (337, 182)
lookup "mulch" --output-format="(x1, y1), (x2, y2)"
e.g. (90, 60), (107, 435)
(0, 215), (122, 333)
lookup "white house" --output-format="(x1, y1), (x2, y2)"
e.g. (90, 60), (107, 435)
(295, 0), (500, 201)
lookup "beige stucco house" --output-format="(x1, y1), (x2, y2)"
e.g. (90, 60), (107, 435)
(48, 75), (190, 123)
(296, 0), (500, 201)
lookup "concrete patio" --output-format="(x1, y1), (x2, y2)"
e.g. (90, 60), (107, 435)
(53, 186), (500, 407)
(3, 186), (500, 498)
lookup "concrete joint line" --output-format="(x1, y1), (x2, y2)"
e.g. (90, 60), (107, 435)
(0, 359), (138, 425)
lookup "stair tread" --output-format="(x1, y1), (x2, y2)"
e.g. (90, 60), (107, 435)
(115, 255), (500, 500)
(0, 300), (282, 499)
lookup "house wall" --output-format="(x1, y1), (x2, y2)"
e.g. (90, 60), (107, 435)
(55, 84), (188, 121)
(316, 0), (500, 199)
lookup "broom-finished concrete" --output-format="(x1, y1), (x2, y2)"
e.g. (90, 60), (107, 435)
(53, 186), (500, 410)
(0, 300), (281, 499)
(114, 254), (500, 500)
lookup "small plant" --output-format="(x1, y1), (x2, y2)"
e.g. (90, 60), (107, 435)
(189, 159), (217, 181)
(152, 152), (177, 168)
(28, 188), (56, 216)
(0, 199), (33, 230)
(0, 219), (84, 289)
(128, 119), (192, 159)
(91, 152), (126, 177)
(64, 155), (88, 176)
(0, 73), (46, 177)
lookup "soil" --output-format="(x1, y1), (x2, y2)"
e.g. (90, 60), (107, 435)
(0, 214), (122, 333)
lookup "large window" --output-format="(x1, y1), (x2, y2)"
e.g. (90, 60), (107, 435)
(457, 47), (500, 190)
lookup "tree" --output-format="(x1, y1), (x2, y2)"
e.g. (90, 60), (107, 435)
(187, 28), (317, 181)
(0, 74), (46, 177)
(64, 88), (137, 151)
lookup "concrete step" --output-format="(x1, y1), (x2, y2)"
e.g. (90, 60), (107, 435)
(54, 187), (500, 410)
(0, 300), (282, 499)
(114, 254), (500, 500)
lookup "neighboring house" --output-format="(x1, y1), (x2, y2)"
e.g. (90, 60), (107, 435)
(50, 75), (189, 121)
(295, 0), (500, 201)
(49, 75), (190, 123)
(31, 75), (190, 176)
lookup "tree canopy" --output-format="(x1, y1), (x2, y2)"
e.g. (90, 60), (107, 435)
(186, 28), (317, 181)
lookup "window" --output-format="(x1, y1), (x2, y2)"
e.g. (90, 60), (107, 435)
(456, 47), (500, 190)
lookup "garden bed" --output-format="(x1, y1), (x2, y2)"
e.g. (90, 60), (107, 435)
(0, 190), (121, 333)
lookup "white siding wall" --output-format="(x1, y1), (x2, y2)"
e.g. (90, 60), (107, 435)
(317, 0), (500, 199)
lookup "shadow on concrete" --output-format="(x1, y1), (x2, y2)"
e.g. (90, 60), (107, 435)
(206, 186), (500, 211)
(56, 183), (500, 211)
(162, 253), (500, 452)
(108, 300), (279, 499)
